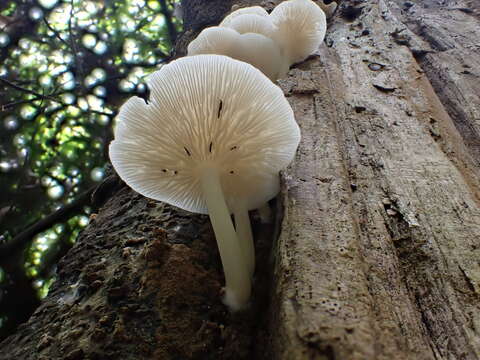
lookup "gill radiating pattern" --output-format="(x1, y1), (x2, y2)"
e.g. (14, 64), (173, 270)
(110, 55), (300, 214)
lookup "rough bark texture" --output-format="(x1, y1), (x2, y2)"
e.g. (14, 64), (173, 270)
(264, 0), (480, 359)
(2, 0), (480, 359)
(0, 191), (273, 359)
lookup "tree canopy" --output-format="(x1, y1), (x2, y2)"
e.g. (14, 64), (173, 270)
(0, 0), (181, 339)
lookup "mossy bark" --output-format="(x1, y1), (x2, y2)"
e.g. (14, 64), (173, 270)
(2, 0), (480, 359)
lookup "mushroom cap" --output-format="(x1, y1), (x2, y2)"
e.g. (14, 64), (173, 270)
(220, 6), (269, 28)
(187, 26), (238, 57)
(270, 0), (327, 64)
(235, 32), (283, 80)
(187, 27), (283, 81)
(109, 55), (300, 214)
(222, 13), (276, 39)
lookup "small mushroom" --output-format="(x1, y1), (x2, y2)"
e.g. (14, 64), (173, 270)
(215, 0), (327, 78)
(109, 55), (300, 310)
(221, 13), (276, 39)
(270, 0), (327, 67)
(220, 6), (269, 27)
(187, 26), (283, 81)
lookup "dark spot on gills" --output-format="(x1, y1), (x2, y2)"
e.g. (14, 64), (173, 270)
(217, 100), (223, 118)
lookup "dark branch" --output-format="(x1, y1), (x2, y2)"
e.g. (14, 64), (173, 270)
(160, 0), (178, 44)
(0, 187), (94, 262)
(0, 77), (115, 117)
(0, 173), (124, 262)
(0, 77), (51, 99)
(68, 0), (84, 85)
(42, 18), (70, 47)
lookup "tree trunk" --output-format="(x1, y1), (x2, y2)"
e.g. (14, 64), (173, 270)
(2, 0), (480, 359)
(264, 0), (480, 358)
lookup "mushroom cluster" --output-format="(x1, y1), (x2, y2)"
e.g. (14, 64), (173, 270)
(188, 0), (328, 80)
(110, 55), (300, 310)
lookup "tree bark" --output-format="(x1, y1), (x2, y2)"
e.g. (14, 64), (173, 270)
(2, 0), (480, 359)
(264, 0), (480, 358)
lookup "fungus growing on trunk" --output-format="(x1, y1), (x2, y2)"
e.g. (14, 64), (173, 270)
(219, 7), (275, 40)
(204, 0), (328, 79)
(222, 13), (276, 39)
(109, 55), (300, 310)
(187, 27), (282, 81)
(270, 0), (327, 66)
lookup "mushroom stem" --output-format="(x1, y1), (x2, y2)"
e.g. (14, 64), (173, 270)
(233, 199), (255, 278)
(277, 55), (292, 79)
(199, 167), (251, 310)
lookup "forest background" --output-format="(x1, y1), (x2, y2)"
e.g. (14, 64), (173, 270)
(0, 0), (181, 339)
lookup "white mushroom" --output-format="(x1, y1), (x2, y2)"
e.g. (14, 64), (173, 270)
(221, 13), (276, 39)
(109, 55), (300, 310)
(214, 0), (328, 78)
(220, 6), (269, 28)
(187, 27), (283, 81)
(187, 26), (238, 58)
(270, 0), (327, 66)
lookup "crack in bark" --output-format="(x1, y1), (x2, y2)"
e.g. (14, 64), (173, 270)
(414, 292), (443, 360)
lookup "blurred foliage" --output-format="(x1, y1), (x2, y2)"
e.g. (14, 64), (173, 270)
(0, 0), (181, 338)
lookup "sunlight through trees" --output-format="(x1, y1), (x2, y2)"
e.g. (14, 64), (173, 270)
(0, 0), (181, 338)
